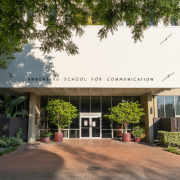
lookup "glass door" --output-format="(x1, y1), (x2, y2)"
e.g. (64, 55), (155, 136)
(81, 116), (101, 138)
(91, 117), (100, 138)
(81, 117), (90, 137)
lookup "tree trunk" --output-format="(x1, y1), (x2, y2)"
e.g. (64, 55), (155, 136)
(58, 127), (61, 133)
(124, 123), (128, 134)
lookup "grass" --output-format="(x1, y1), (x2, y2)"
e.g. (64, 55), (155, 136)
(0, 147), (18, 156)
(155, 142), (180, 155)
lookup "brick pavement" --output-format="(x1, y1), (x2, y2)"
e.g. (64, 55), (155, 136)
(0, 139), (180, 180)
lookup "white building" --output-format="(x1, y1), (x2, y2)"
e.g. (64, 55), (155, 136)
(1, 22), (180, 143)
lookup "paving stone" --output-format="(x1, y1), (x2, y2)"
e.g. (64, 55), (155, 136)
(0, 139), (180, 180)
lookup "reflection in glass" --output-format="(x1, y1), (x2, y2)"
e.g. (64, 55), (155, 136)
(63, 130), (68, 138)
(49, 96), (59, 100)
(112, 96), (122, 107)
(91, 96), (101, 112)
(165, 96), (175, 117)
(102, 96), (111, 112)
(70, 96), (79, 111)
(92, 118), (100, 137)
(102, 97), (111, 129)
(60, 96), (69, 102)
(133, 96), (141, 104)
(81, 118), (89, 137)
(81, 96), (90, 112)
(102, 114), (111, 129)
(122, 96), (132, 103)
(113, 130), (122, 138)
(175, 96), (180, 115)
(102, 130), (111, 138)
(70, 117), (79, 129)
(113, 121), (122, 129)
(40, 96), (48, 129)
(70, 130), (79, 138)
(157, 96), (164, 117)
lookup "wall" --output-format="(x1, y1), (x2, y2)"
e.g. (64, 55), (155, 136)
(158, 89), (180, 96)
(0, 26), (180, 88)
(141, 93), (154, 143)
(28, 92), (40, 143)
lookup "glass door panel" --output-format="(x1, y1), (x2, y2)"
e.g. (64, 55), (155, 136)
(92, 118), (100, 137)
(81, 118), (90, 137)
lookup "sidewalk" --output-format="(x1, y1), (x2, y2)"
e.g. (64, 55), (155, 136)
(0, 139), (180, 180)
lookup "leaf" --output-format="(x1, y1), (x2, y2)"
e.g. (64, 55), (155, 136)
(4, 104), (14, 117)
(4, 94), (11, 105)
(11, 96), (27, 105)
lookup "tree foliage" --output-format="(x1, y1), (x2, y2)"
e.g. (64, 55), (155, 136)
(1, 0), (180, 68)
(46, 99), (79, 132)
(104, 101), (145, 133)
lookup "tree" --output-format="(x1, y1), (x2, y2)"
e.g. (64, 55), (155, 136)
(1, 0), (180, 68)
(45, 99), (78, 133)
(104, 101), (145, 134)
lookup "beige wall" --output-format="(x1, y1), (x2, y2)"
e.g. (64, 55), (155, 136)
(141, 93), (154, 143)
(28, 92), (40, 143)
(158, 89), (180, 96)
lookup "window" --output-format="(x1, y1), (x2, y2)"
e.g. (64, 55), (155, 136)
(165, 96), (175, 117)
(91, 96), (100, 112)
(175, 96), (180, 115)
(81, 96), (90, 112)
(157, 96), (164, 117)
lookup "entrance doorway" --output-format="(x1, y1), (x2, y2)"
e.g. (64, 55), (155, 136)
(80, 113), (101, 139)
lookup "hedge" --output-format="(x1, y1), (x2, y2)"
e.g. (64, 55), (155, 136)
(157, 131), (180, 147)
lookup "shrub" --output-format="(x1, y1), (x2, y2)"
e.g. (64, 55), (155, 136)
(40, 131), (53, 138)
(0, 128), (23, 148)
(157, 131), (180, 148)
(132, 126), (146, 138)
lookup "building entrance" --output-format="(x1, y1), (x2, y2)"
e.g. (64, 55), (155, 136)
(80, 113), (101, 139)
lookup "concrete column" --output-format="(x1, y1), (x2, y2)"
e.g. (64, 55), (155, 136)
(28, 92), (40, 143)
(141, 93), (154, 143)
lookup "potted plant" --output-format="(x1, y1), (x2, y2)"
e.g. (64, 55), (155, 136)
(104, 101), (145, 142)
(46, 99), (78, 142)
(132, 126), (146, 142)
(40, 131), (53, 142)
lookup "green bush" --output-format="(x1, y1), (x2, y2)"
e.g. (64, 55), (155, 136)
(157, 131), (180, 147)
(132, 126), (145, 138)
(0, 128), (23, 148)
(40, 131), (53, 138)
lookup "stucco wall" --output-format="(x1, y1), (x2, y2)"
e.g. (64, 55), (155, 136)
(28, 92), (40, 143)
(0, 26), (180, 88)
(141, 93), (154, 143)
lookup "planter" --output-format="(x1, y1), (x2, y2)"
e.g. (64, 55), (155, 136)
(122, 133), (131, 142)
(41, 137), (50, 142)
(135, 137), (141, 142)
(0, 117), (28, 141)
(54, 132), (63, 142)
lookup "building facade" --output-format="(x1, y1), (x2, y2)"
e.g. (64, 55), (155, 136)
(1, 23), (180, 143)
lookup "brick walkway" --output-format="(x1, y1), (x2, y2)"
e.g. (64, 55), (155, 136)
(0, 139), (180, 180)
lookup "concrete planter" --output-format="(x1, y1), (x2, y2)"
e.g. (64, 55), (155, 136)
(0, 117), (28, 141)
(122, 133), (131, 142)
(54, 132), (63, 142)
(41, 137), (50, 142)
(135, 137), (141, 142)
